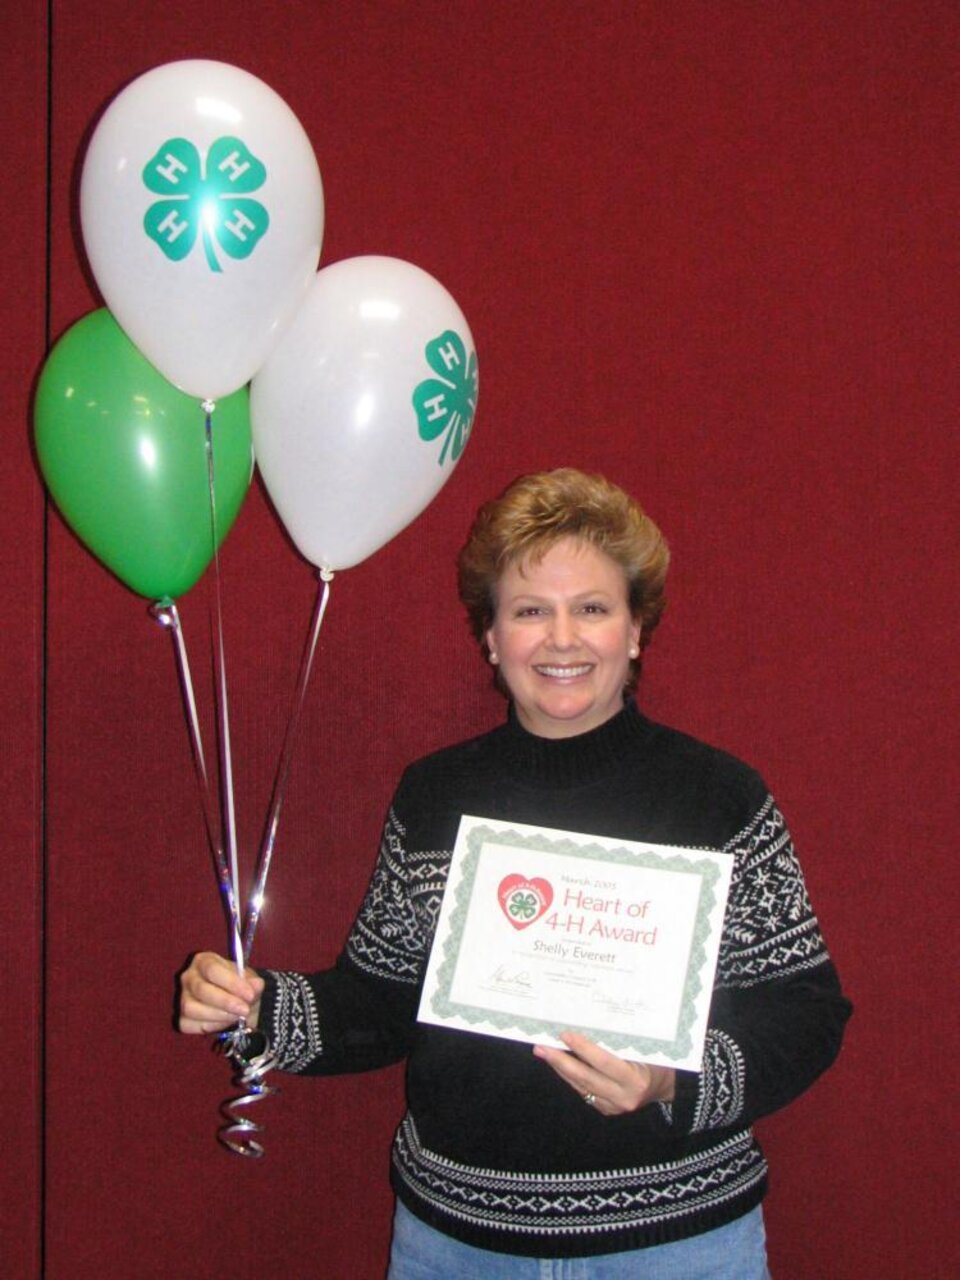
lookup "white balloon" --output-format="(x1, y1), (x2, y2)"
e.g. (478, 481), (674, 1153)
(251, 256), (478, 572)
(81, 60), (323, 400)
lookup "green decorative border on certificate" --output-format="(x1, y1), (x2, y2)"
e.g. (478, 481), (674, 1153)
(428, 824), (722, 1062)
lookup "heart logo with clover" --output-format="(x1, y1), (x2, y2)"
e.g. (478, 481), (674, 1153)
(497, 874), (554, 931)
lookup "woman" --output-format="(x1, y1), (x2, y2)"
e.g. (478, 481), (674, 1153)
(181, 468), (851, 1278)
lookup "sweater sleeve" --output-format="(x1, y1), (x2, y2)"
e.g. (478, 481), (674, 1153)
(256, 799), (435, 1076)
(669, 794), (852, 1133)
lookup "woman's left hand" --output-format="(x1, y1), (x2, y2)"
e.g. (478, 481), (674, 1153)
(533, 1031), (676, 1115)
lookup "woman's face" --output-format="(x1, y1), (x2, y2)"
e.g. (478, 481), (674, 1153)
(485, 536), (640, 739)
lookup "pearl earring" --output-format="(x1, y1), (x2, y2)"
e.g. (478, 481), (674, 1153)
(489, 652), (499, 665)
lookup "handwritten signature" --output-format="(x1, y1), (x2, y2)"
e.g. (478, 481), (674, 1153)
(491, 964), (533, 991)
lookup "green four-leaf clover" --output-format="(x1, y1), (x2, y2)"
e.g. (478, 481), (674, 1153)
(143, 137), (270, 273)
(508, 892), (538, 921)
(413, 330), (478, 465)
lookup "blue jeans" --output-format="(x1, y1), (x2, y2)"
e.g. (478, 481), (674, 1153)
(387, 1199), (771, 1279)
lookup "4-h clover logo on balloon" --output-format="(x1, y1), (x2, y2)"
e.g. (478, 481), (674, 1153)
(143, 136), (270, 273)
(413, 330), (478, 466)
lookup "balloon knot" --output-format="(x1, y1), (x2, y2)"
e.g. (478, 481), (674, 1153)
(149, 597), (177, 627)
(202, 399), (216, 414)
(319, 567), (335, 583)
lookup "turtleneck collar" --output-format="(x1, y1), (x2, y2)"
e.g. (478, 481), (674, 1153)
(495, 698), (657, 788)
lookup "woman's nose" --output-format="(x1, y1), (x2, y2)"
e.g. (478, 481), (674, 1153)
(548, 609), (577, 648)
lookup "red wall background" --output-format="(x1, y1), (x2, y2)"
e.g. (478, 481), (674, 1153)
(4, 3), (957, 1277)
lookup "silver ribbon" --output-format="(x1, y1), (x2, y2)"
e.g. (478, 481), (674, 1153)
(150, 598), (245, 969)
(159, 405), (336, 1158)
(242, 567), (334, 961)
(215, 1027), (280, 1159)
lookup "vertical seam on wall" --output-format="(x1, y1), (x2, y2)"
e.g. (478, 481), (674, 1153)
(40, 1), (53, 1274)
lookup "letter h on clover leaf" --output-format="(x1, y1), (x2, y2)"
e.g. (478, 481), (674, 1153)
(142, 136), (270, 273)
(412, 330), (478, 466)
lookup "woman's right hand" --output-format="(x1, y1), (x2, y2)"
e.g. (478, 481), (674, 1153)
(179, 951), (265, 1034)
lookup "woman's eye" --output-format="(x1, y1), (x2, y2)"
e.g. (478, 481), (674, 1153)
(515, 606), (544, 618)
(580, 603), (608, 615)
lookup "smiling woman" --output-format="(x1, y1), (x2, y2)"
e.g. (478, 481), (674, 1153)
(179, 467), (850, 1278)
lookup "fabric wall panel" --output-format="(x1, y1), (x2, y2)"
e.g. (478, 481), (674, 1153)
(1, 4), (49, 1275)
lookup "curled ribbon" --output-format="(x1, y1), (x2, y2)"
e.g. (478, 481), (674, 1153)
(200, 400), (282, 1157)
(215, 1026), (280, 1159)
(220, 567), (334, 1158)
(158, 404), (336, 1157)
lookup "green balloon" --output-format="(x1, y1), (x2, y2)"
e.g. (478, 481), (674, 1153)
(35, 310), (253, 600)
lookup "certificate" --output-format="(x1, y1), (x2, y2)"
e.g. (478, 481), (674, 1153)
(417, 815), (733, 1071)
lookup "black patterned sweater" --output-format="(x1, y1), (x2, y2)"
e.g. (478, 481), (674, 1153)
(258, 701), (851, 1258)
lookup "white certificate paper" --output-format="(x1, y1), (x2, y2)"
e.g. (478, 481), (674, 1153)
(418, 816), (733, 1071)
